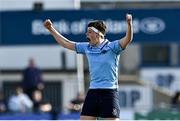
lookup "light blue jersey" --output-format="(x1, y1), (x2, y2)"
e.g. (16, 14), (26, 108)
(75, 39), (124, 89)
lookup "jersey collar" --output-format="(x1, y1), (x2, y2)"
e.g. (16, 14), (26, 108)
(89, 39), (109, 49)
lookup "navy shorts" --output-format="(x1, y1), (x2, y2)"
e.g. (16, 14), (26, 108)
(81, 89), (120, 118)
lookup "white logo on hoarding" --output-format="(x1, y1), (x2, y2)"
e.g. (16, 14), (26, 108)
(140, 17), (165, 34)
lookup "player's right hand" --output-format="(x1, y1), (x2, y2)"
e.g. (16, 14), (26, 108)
(44, 19), (53, 30)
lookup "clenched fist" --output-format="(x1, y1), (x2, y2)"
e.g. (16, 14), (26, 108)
(44, 19), (53, 30)
(126, 14), (132, 25)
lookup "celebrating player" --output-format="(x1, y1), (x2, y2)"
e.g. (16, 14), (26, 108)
(44, 14), (133, 120)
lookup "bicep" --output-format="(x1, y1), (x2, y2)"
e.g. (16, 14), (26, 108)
(65, 41), (76, 51)
(119, 37), (129, 49)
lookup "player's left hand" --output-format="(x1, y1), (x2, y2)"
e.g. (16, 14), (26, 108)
(126, 14), (132, 25)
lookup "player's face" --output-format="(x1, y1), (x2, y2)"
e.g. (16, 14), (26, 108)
(86, 28), (99, 45)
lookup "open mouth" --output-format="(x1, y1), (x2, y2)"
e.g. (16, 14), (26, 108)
(87, 37), (91, 42)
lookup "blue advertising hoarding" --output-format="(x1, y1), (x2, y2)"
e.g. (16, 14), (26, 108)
(0, 9), (180, 45)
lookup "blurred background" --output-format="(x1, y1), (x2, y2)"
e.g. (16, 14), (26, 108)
(0, 0), (180, 120)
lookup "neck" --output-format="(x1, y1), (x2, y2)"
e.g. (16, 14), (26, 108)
(95, 38), (104, 46)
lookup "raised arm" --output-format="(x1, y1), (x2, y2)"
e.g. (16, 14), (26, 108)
(120, 14), (133, 49)
(44, 19), (76, 51)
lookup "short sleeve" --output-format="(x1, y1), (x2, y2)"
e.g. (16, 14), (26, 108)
(75, 42), (89, 54)
(108, 40), (124, 55)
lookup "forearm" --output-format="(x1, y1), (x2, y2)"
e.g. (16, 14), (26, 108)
(125, 23), (133, 44)
(49, 27), (75, 50)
